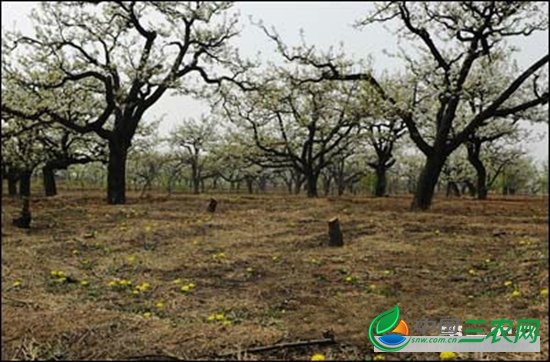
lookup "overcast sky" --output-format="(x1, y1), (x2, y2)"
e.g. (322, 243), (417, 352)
(2, 1), (548, 162)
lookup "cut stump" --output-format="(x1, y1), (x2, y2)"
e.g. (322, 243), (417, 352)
(328, 217), (343, 247)
(207, 198), (217, 213)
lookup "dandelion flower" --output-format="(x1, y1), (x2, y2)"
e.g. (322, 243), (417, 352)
(173, 278), (182, 285)
(126, 256), (136, 263)
(80, 280), (89, 286)
(511, 290), (520, 298)
(12, 280), (22, 288)
(310, 353), (325, 361)
(468, 269), (477, 276)
(439, 352), (457, 361)
(57, 271), (66, 278)
(540, 288), (548, 297)
(143, 312), (152, 318)
(180, 285), (190, 292)
(207, 314), (216, 322)
(108, 281), (117, 288)
(374, 355), (386, 361)
(222, 320), (232, 326)
(345, 276), (354, 283)
(504, 280), (513, 287)
(485, 258), (491, 263)
(215, 313), (225, 321)
(72, 249), (79, 255)
(188, 282), (196, 288)
(155, 301), (165, 309)
(369, 284), (377, 290)
(57, 277), (67, 283)
(50, 270), (59, 277)
(383, 270), (391, 275)
(246, 267), (254, 273)
(132, 290), (140, 295)
(434, 229), (440, 235)
(272, 255), (279, 261)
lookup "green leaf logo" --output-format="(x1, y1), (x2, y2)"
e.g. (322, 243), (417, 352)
(368, 305), (411, 352)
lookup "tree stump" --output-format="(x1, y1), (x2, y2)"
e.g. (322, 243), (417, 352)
(328, 217), (343, 247)
(12, 197), (31, 229)
(207, 198), (217, 213)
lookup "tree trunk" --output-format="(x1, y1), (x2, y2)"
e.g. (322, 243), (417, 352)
(107, 141), (128, 205)
(411, 153), (446, 211)
(246, 177), (254, 194)
(446, 181), (460, 197)
(8, 175), (18, 196)
(467, 142), (488, 200)
(43, 166), (57, 196)
(19, 170), (32, 198)
(374, 167), (387, 197)
(305, 171), (318, 198)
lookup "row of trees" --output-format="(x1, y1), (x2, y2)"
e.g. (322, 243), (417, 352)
(2, 2), (548, 211)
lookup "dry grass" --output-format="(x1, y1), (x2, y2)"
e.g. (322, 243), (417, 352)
(1, 190), (548, 361)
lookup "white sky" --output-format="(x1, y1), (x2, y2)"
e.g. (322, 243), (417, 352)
(2, 1), (548, 163)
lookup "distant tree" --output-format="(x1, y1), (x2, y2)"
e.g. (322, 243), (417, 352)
(170, 116), (219, 194)
(221, 73), (362, 197)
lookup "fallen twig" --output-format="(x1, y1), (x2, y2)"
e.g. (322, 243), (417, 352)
(218, 336), (336, 357)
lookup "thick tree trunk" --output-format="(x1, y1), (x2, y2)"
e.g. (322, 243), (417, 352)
(411, 153), (446, 211)
(305, 171), (319, 198)
(374, 167), (387, 197)
(19, 170), (32, 198)
(107, 141), (128, 205)
(43, 166), (57, 196)
(8, 175), (18, 196)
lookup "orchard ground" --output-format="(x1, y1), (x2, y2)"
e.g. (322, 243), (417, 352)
(1, 189), (548, 361)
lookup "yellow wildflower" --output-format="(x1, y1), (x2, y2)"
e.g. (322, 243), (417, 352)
(80, 280), (89, 286)
(439, 352), (457, 361)
(143, 312), (152, 318)
(207, 314), (216, 322)
(511, 290), (520, 298)
(369, 284), (377, 290)
(72, 249), (79, 255)
(173, 278), (182, 285)
(434, 229), (440, 235)
(345, 276), (354, 283)
(215, 313), (225, 321)
(180, 285), (190, 292)
(468, 269), (477, 276)
(311, 353), (325, 361)
(126, 256), (136, 263)
(188, 282), (196, 288)
(155, 301), (165, 309)
(383, 270), (391, 275)
(132, 290), (140, 295)
(50, 270), (59, 277)
(222, 320), (232, 326)
(57, 271), (66, 278)
(485, 258), (491, 263)
(108, 281), (117, 287)
(272, 255), (279, 261)
(246, 267), (254, 273)
(12, 280), (22, 288)
(145, 226), (152, 232)
(504, 280), (513, 287)
(540, 288), (548, 297)
(374, 355), (386, 361)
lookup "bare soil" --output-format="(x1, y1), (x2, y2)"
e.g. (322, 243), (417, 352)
(1, 190), (548, 360)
